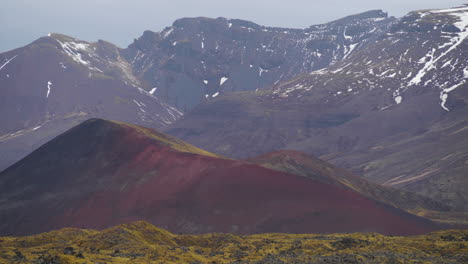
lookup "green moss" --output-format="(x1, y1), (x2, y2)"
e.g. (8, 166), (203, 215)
(1, 222), (466, 264)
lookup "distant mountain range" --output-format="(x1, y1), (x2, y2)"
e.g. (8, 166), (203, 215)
(124, 10), (394, 110)
(0, 9), (396, 172)
(167, 5), (468, 211)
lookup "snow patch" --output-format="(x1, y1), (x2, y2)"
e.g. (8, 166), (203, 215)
(133, 100), (143, 109)
(440, 80), (466, 111)
(431, 6), (468, 15)
(343, 27), (352, 40)
(441, 60), (452, 68)
(369, 17), (386, 22)
(440, 93), (449, 111)
(259, 67), (269, 76)
(162, 28), (174, 39)
(343, 43), (358, 60)
(0, 55), (17, 72)
(310, 68), (327, 75)
(394, 96), (402, 104)
(56, 40), (90, 65)
(46, 81), (52, 98)
(55, 39), (103, 72)
(220, 77), (228, 86)
(409, 9), (468, 86)
(136, 87), (153, 97)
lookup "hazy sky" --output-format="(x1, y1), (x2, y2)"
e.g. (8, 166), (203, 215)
(1, 0), (466, 52)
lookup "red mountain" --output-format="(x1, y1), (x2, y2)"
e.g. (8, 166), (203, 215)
(0, 119), (442, 236)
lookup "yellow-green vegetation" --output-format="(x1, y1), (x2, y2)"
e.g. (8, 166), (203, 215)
(111, 120), (221, 158)
(1, 221), (467, 264)
(415, 210), (468, 225)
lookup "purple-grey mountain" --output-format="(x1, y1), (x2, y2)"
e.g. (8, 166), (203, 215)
(0, 5), (467, 220)
(0, 10), (394, 172)
(167, 6), (468, 212)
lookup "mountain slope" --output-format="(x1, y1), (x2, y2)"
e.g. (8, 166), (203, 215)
(167, 6), (468, 210)
(123, 10), (394, 110)
(247, 150), (468, 224)
(0, 10), (397, 172)
(0, 34), (182, 171)
(0, 119), (441, 236)
(0, 10), (393, 172)
(1, 221), (467, 264)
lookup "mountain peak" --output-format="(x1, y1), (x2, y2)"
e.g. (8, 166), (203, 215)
(46, 33), (81, 41)
(64, 118), (219, 158)
(328, 9), (389, 25)
(172, 16), (261, 30)
(0, 120), (440, 236)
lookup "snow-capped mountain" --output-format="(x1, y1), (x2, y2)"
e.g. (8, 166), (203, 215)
(271, 6), (468, 112)
(1, 5), (467, 212)
(0, 10), (395, 172)
(123, 10), (394, 110)
(168, 6), (468, 211)
(0, 34), (182, 171)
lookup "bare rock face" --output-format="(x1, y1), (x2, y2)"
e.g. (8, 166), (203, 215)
(123, 10), (394, 111)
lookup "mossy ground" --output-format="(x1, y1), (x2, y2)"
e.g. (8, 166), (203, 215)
(0, 221), (466, 263)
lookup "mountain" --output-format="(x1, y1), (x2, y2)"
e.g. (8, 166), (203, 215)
(0, 34), (182, 134)
(247, 151), (449, 214)
(0, 34), (182, 171)
(166, 6), (468, 210)
(248, 150), (468, 224)
(1, 221), (467, 264)
(123, 10), (394, 110)
(0, 10), (394, 172)
(0, 119), (442, 236)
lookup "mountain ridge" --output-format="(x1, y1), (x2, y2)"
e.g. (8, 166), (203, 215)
(166, 5), (468, 211)
(0, 119), (443, 236)
(0, 9), (397, 172)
